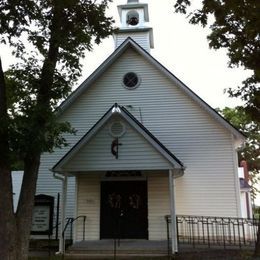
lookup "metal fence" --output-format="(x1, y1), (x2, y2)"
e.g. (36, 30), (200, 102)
(165, 215), (259, 249)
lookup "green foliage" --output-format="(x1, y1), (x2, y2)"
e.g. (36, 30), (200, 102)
(0, 0), (115, 167)
(174, 0), (260, 122)
(217, 106), (260, 198)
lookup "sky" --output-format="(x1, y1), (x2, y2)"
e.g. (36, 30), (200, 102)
(0, 0), (251, 109)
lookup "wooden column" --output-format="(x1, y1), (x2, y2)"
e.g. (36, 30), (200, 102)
(59, 173), (67, 254)
(169, 169), (178, 254)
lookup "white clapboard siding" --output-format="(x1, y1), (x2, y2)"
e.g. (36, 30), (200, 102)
(62, 118), (172, 171)
(37, 46), (240, 241)
(76, 174), (100, 241)
(147, 172), (170, 240)
(114, 31), (151, 51)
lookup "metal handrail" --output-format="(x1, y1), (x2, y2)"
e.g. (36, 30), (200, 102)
(62, 215), (86, 243)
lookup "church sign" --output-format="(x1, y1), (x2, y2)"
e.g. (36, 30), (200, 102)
(31, 194), (54, 235)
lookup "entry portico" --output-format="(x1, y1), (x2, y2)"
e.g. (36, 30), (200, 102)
(52, 103), (185, 254)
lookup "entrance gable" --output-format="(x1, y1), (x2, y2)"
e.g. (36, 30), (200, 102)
(63, 118), (172, 171)
(52, 104), (184, 173)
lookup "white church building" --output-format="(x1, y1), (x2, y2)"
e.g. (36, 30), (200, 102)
(32, 0), (249, 255)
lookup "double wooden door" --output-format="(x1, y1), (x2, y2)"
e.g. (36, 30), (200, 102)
(100, 181), (148, 239)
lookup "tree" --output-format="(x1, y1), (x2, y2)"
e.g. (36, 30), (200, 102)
(0, 1), (114, 259)
(173, 0), (260, 122)
(217, 107), (260, 198)
(217, 106), (260, 256)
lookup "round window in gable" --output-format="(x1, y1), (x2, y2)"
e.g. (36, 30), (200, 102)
(123, 72), (140, 89)
(109, 121), (126, 137)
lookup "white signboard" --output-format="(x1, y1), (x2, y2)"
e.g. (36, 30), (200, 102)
(31, 205), (50, 232)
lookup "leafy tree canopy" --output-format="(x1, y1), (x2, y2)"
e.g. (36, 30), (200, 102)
(0, 1), (115, 259)
(0, 0), (115, 165)
(217, 106), (260, 198)
(174, 0), (260, 122)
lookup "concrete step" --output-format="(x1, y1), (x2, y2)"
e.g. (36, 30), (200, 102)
(64, 253), (169, 259)
(66, 240), (170, 258)
(67, 248), (168, 253)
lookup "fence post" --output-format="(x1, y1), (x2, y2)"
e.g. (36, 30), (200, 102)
(165, 216), (170, 259)
(56, 193), (60, 240)
(222, 218), (226, 249)
(83, 216), (86, 241)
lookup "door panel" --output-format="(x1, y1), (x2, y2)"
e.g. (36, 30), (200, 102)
(100, 181), (148, 239)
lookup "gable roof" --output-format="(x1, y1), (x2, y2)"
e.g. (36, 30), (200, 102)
(52, 103), (185, 173)
(58, 37), (245, 141)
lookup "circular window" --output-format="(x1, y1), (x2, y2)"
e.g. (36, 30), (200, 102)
(123, 72), (140, 89)
(127, 11), (139, 26)
(109, 121), (126, 137)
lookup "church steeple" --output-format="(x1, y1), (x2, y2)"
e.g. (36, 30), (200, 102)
(114, 0), (154, 52)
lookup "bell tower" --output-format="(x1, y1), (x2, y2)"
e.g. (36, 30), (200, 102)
(114, 0), (154, 52)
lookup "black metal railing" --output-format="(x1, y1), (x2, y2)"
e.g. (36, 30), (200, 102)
(165, 215), (259, 250)
(62, 215), (86, 247)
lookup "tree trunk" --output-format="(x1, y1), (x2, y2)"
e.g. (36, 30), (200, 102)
(0, 58), (42, 259)
(0, 57), (18, 259)
(0, 167), (18, 260)
(0, 156), (41, 260)
(0, 3), (65, 258)
(15, 155), (41, 260)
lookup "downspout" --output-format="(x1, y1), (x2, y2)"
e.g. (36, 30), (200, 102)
(231, 135), (242, 217)
(53, 172), (67, 255)
(240, 160), (252, 218)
